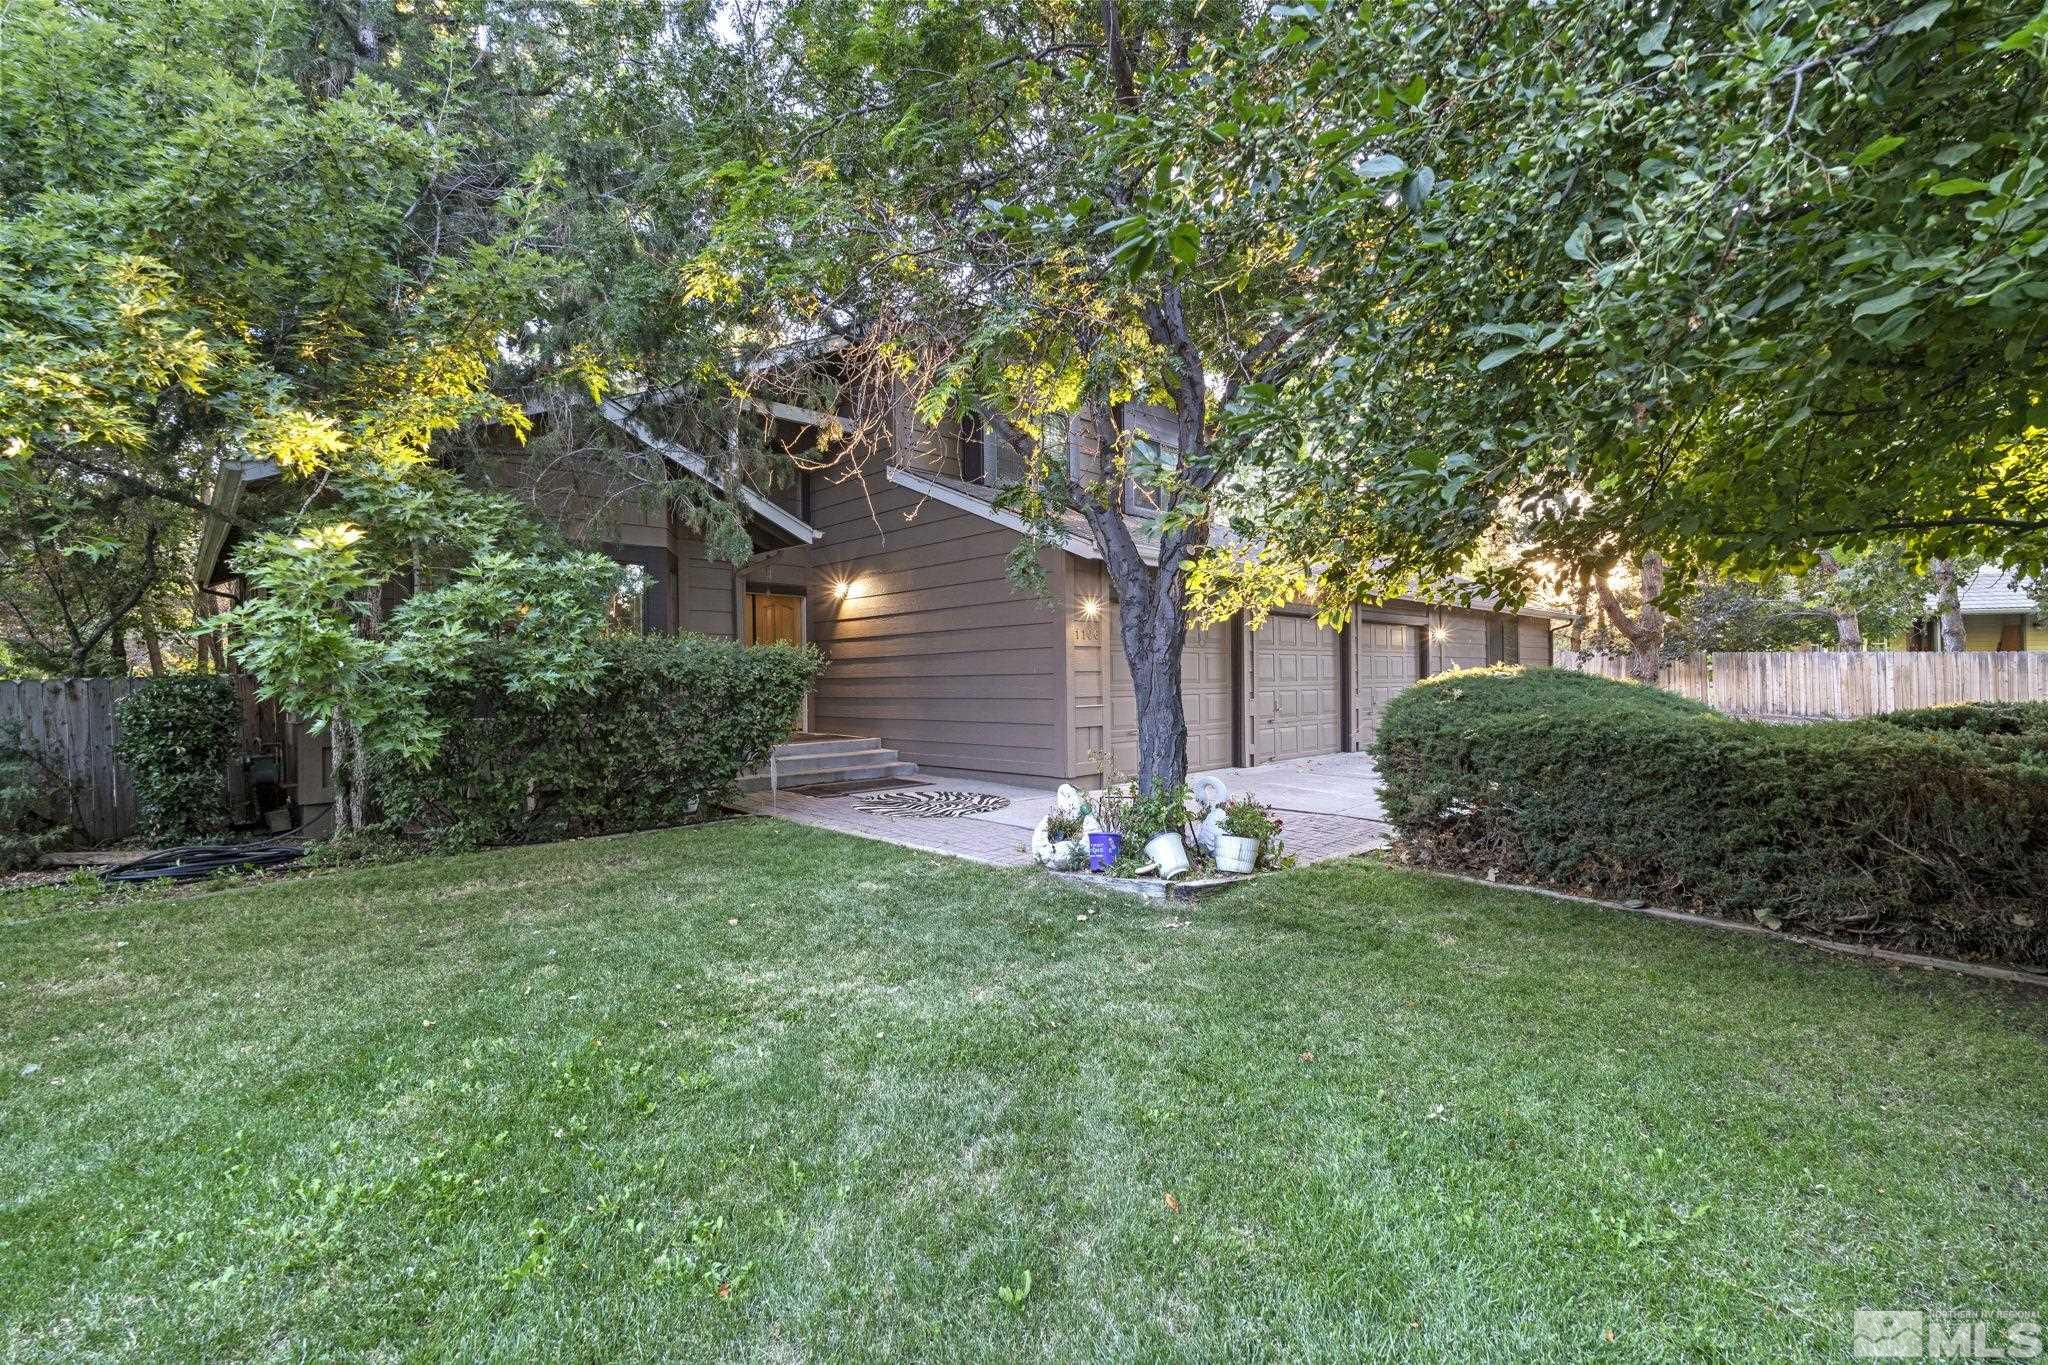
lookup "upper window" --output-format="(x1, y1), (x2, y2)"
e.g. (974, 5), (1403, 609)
(958, 412), (987, 485)
(959, 410), (1037, 487)
(604, 544), (672, 635)
(1122, 433), (1179, 517)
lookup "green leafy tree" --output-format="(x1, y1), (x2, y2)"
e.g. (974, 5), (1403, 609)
(685, 0), (1339, 791)
(214, 470), (618, 831)
(1208, 0), (2048, 614)
(4, 0), (693, 828)
(0, 0), (594, 682)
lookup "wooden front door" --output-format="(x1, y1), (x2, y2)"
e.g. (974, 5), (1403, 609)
(746, 592), (804, 647)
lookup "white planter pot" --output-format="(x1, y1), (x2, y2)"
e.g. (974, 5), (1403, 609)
(1144, 833), (1191, 879)
(1047, 839), (1085, 871)
(1215, 833), (1259, 874)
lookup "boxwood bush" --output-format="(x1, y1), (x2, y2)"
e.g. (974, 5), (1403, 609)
(112, 676), (241, 841)
(1373, 667), (2048, 968)
(379, 634), (823, 846)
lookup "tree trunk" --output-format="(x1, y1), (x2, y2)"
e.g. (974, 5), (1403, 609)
(1595, 552), (1666, 684)
(1567, 571), (1592, 653)
(332, 708), (368, 834)
(1834, 610), (1863, 650)
(329, 583), (387, 834)
(142, 610), (166, 676)
(1113, 565), (1190, 795)
(1812, 551), (1863, 649)
(1932, 559), (1968, 652)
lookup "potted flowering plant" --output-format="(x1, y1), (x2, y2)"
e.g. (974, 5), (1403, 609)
(1086, 763), (1131, 871)
(1215, 796), (1280, 874)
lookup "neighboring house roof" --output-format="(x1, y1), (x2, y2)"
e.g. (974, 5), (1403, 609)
(1952, 564), (2040, 616)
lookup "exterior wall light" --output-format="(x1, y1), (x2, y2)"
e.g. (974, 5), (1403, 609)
(1429, 625), (1449, 643)
(833, 578), (855, 600)
(1079, 596), (1103, 619)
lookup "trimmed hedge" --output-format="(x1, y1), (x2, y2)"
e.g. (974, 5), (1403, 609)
(379, 634), (822, 846)
(1373, 667), (2048, 968)
(112, 676), (241, 841)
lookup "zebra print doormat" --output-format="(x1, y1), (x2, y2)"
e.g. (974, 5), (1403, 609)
(854, 790), (1011, 819)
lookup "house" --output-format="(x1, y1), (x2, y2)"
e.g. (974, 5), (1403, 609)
(198, 390), (1563, 812)
(464, 392), (1563, 790)
(1895, 565), (2045, 652)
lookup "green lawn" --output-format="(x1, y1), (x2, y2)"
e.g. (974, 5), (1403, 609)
(4, 820), (2045, 1361)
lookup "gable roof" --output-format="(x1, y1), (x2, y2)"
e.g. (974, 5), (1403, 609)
(596, 399), (820, 546)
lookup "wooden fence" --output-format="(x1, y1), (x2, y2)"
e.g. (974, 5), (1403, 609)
(1555, 649), (2048, 721)
(0, 676), (265, 842)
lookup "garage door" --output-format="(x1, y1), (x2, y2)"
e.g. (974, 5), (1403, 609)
(1253, 612), (1342, 762)
(1109, 619), (1233, 775)
(1354, 621), (1420, 746)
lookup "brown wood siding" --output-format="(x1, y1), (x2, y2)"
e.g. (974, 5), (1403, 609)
(1065, 561), (1232, 783)
(1435, 609), (1493, 673)
(1067, 560), (1112, 779)
(476, 451), (683, 631)
(1517, 617), (1554, 666)
(676, 535), (739, 639)
(805, 465), (1065, 781)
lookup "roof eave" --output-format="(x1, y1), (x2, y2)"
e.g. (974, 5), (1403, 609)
(883, 465), (1162, 567)
(599, 400), (821, 547)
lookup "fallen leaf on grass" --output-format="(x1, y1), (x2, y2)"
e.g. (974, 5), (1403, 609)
(1163, 1192), (1180, 1213)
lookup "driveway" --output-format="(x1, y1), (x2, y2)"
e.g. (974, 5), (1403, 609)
(736, 752), (1389, 870)
(1187, 751), (1387, 823)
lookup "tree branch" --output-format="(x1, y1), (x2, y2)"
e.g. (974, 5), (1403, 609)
(69, 523), (158, 673)
(1100, 0), (1138, 110)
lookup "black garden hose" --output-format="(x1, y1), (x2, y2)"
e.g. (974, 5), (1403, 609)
(102, 843), (305, 883)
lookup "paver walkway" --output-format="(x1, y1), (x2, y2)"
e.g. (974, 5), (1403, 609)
(733, 753), (1391, 870)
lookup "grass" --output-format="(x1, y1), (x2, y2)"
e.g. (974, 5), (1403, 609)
(3, 818), (2045, 1361)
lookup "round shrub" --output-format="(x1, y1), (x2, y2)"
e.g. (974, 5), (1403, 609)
(377, 634), (823, 846)
(113, 676), (241, 842)
(1373, 667), (2048, 969)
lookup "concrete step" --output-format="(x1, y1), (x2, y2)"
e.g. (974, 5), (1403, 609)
(737, 760), (920, 794)
(767, 746), (903, 777)
(770, 734), (881, 761)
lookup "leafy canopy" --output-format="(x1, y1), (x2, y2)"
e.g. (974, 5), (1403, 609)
(1203, 0), (2048, 613)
